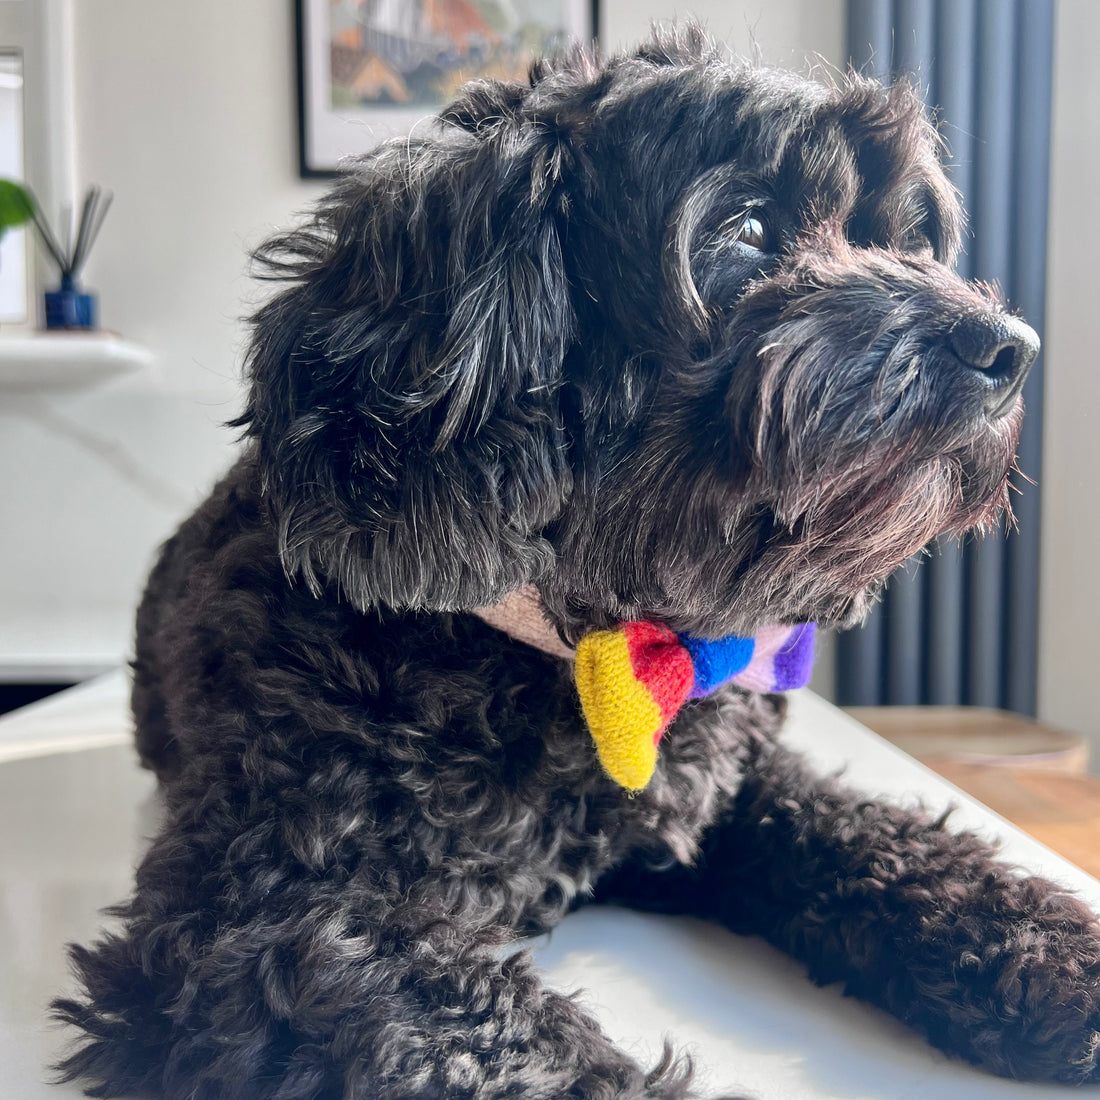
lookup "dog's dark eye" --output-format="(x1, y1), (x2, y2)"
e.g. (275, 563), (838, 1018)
(733, 212), (772, 252)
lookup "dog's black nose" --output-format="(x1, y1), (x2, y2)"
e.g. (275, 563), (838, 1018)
(949, 312), (1039, 417)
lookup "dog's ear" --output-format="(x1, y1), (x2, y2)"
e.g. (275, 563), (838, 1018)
(236, 119), (575, 612)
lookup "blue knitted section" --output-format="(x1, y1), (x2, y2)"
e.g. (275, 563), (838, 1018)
(680, 633), (755, 698)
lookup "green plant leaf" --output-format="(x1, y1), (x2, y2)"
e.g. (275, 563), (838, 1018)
(0, 179), (34, 233)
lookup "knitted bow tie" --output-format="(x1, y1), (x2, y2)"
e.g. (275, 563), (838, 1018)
(574, 621), (816, 790)
(473, 587), (815, 792)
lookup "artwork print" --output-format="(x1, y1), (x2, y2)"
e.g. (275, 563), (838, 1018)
(298, 0), (596, 176)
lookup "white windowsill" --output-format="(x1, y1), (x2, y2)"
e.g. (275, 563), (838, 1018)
(0, 331), (154, 392)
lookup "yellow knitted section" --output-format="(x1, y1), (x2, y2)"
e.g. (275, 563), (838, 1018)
(575, 629), (662, 791)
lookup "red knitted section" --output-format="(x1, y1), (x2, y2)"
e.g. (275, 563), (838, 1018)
(623, 621), (694, 728)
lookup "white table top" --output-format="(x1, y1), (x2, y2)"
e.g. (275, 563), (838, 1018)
(3, 672), (1100, 1099)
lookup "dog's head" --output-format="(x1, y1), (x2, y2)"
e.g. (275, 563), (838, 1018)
(239, 26), (1036, 638)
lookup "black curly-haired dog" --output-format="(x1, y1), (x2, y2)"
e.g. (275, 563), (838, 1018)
(54, 26), (1100, 1100)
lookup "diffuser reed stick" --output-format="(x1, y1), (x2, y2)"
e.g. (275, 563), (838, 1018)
(32, 185), (113, 286)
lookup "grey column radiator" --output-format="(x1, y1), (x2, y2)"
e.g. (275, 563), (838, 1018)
(837, 0), (1054, 712)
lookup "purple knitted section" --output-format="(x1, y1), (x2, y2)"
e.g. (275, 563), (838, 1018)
(770, 623), (816, 691)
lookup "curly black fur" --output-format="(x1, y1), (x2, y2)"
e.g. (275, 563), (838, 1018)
(52, 26), (1100, 1100)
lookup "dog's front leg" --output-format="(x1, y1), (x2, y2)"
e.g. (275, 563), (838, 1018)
(53, 812), (744, 1100)
(598, 735), (1100, 1084)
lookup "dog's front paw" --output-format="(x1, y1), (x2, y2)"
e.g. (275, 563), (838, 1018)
(923, 878), (1100, 1084)
(985, 1012), (1100, 1085)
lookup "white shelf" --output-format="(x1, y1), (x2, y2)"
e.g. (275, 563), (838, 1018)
(0, 332), (154, 392)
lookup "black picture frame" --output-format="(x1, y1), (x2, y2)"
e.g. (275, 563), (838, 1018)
(296, 0), (600, 180)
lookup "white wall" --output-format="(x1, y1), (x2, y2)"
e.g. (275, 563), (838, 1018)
(1037, 1), (1100, 756)
(602, 0), (842, 63)
(0, 1), (324, 677)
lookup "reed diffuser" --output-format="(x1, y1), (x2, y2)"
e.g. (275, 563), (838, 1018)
(32, 185), (113, 329)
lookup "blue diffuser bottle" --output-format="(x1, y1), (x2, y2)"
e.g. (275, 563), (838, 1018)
(44, 271), (96, 330)
(32, 185), (111, 330)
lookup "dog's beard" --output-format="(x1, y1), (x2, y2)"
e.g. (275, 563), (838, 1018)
(551, 409), (1019, 642)
(731, 406), (1020, 632)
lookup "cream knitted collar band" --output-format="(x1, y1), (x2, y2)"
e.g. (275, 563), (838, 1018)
(472, 585), (574, 660)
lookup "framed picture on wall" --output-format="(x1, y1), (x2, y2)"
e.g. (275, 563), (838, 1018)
(296, 0), (599, 178)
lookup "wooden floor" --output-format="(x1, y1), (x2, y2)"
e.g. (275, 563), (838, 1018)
(846, 706), (1100, 880)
